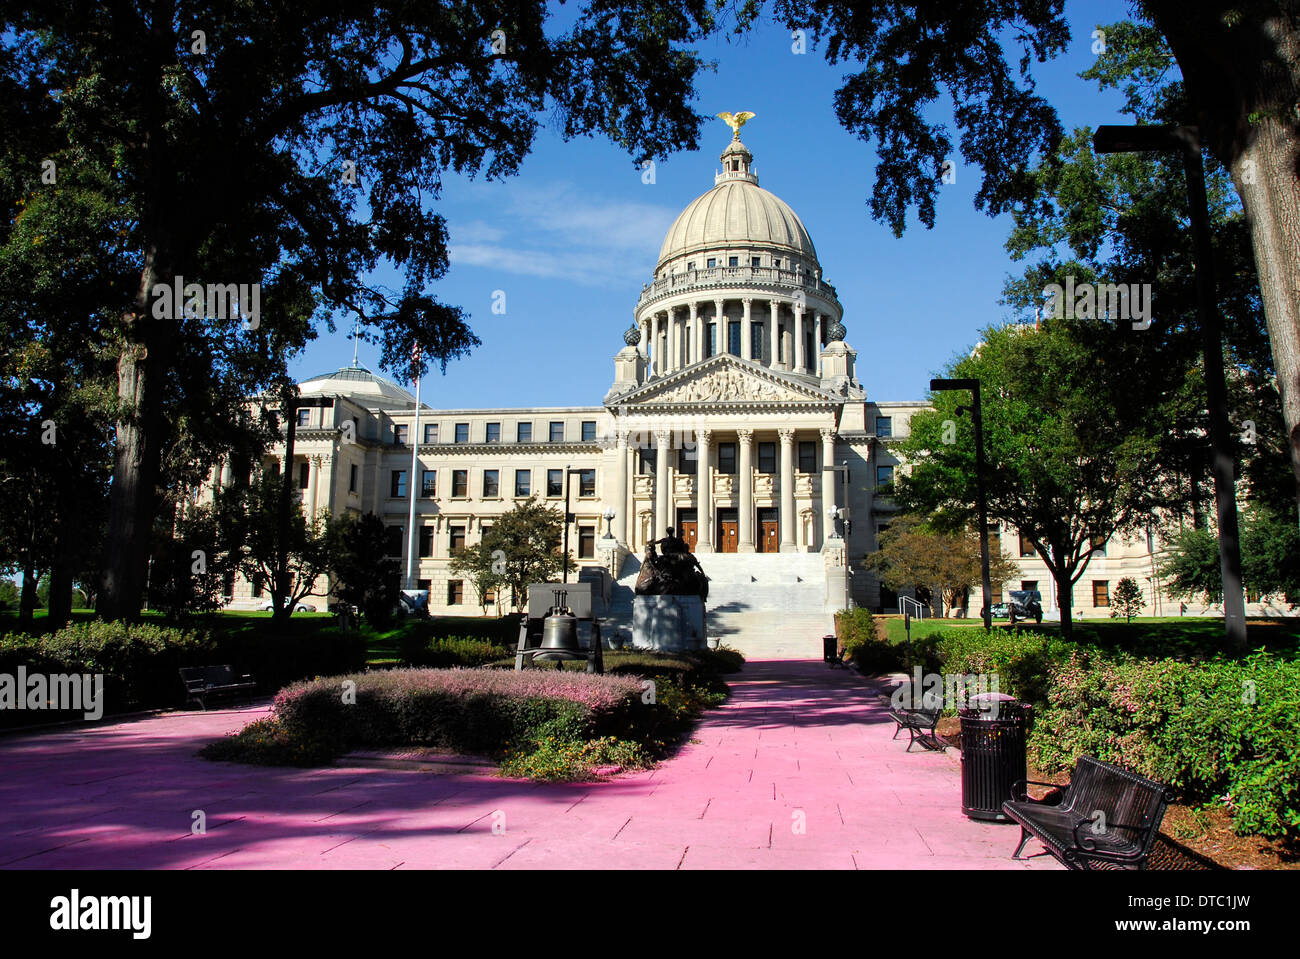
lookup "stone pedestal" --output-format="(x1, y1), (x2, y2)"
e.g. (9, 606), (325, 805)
(632, 595), (707, 651)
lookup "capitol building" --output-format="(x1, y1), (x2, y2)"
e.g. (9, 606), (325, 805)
(210, 128), (1275, 647)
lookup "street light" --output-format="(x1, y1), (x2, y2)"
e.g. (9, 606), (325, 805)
(1092, 124), (1247, 652)
(602, 506), (617, 538)
(931, 377), (992, 630)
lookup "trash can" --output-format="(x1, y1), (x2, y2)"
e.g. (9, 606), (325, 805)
(959, 694), (1031, 821)
(823, 634), (841, 667)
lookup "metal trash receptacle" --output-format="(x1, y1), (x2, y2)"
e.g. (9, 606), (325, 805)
(959, 694), (1031, 821)
(823, 634), (840, 667)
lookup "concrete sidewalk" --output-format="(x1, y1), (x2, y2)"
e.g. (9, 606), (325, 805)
(0, 660), (1060, 870)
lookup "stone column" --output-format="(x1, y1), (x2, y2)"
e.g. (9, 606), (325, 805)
(794, 305), (805, 372)
(741, 298), (752, 360)
(669, 308), (680, 372)
(689, 302), (700, 365)
(614, 428), (629, 543)
(737, 428), (755, 552)
(820, 427), (838, 545)
(650, 313), (660, 376)
(640, 316), (649, 360)
(307, 454), (321, 518)
(814, 312), (824, 377)
(655, 428), (671, 540)
(779, 427), (797, 552)
(696, 429), (713, 552)
(714, 298), (725, 354)
(769, 300), (781, 368)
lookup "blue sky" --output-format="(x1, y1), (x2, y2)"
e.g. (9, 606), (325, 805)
(290, 0), (1141, 408)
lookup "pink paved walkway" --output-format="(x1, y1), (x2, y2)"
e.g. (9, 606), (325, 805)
(0, 660), (1060, 869)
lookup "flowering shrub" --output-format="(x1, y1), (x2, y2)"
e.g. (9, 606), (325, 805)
(935, 628), (1070, 706)
(1030, 649), (1300, 839)
(397, 635), (512, 668)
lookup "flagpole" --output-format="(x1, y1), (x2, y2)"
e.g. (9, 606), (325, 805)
(404, 349), (422, 591)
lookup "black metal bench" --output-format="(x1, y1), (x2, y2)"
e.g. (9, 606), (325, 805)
(888, 703), (943, 752)
(1002, 755), (1174, 870)
(179, 666), (256, 710)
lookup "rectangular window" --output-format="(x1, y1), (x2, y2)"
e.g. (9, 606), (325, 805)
(728, 256), (738, 267)
(798, 441), (816, 474)
(449, 526), (466, 552)
(876, 416), (893, 438)
(751, 256), (761, 268)
(418, 526), (433, 558)
(390, 470), (407, 498)
(514, 469), (531, 497)
(677, 446), (697, 475)
(1018, 531), (1035, 558)
(757, 442), (777, 474)
(421, 469), (436, 497)
(424, 423), (439, 445)
(298, 461), (310, 489)
(578, 527), (595, 559)
(773, 258), (782, 269)
(482, 469), (499, 498)
(385, 526), (403, 557)
(876, 465), (894, 486)
(706, 257), (717, 268)
(579, 469), (596, 497)
(1021, 580), (1038, 594)
(728, 321), (741, 356)
(686, 261), (694, 271)
(394, 424), (408, 445)
(452, 469), (467, 497)
(706, 323), (717, 358)
(549, 421), (564, 443)
(517, 422), (532, 443)
(297, 407), (311, 427)
(348, 463), (358, 493)
(1093, 580), (1110, 607)
(718, 443), (737, 475)
(448, 580), (464, 605)
(484, 587), (497, 605)
(454, 422), (469, 444)
(485, 422), (501, 444)
(581, 420), (597, 442)
(751, 329), (763, 360)
(640, 449), (655, 475)
(547, 469), (563, 497)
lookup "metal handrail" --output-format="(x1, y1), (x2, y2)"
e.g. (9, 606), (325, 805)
(898, 596), (928, 619)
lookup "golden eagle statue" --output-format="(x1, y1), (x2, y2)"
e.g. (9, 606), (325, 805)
(716, 111), (756, 139)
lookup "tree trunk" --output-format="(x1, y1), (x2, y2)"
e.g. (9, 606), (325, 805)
(1149, 4), (1300, 513)
(18, 566), (38, 626)
(1231, 122), (1300, 512)
(272, 388), (298, 626)
(99, 249), (172, 621)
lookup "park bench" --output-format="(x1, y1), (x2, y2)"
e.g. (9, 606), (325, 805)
(1002, 755), (1175, 870)
(179, 666), (257, 710)
(888, 701), (943, 752)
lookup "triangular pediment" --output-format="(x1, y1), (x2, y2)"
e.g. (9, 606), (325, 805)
(611, 355), (840, 409)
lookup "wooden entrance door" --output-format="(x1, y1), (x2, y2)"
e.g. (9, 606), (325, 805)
(757, 508), (779, 553)
(677, 509), (698, 551)
(718, 508), (739, 553)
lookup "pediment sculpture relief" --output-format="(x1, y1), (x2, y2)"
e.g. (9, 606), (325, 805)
(651, 367), (800, 404)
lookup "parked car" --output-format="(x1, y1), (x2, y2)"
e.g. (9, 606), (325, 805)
(1006, 590), (1043, 624)
(260, 601), (316, 613)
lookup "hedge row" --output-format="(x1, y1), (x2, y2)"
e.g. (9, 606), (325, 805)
(0, 620), (366, 725)
(921, 627), (1300, 840)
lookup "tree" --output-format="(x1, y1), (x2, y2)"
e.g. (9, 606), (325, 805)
(146, 499), (239, 618)
(896, 323), (1169, 639)
(483, 497), (568, 612)
(762, 2), (1300, 509)
(1159, 526), (1226, 605)
(1160, 507), (1300, 607)
(329, 512), (401, 629)
(1, 2), (721, 621)
(234, 473), (330, 617)
(865, 514), (1019, 616)
(449, 541), (507, 616)
(1111, 577), (1147, 622)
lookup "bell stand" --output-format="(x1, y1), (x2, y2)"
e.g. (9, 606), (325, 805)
(513, 585), (605, 674)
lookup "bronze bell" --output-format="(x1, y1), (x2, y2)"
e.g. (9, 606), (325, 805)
(538, 589), (580, 654)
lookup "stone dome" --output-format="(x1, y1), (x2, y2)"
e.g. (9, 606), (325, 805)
(656, 139), (818, 267)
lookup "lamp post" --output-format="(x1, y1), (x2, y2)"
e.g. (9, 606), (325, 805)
(931, 377), (992, 630)
(1092, 124), (1247, 653)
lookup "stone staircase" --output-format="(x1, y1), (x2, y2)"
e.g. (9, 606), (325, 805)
(607, 551), (834, 661)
